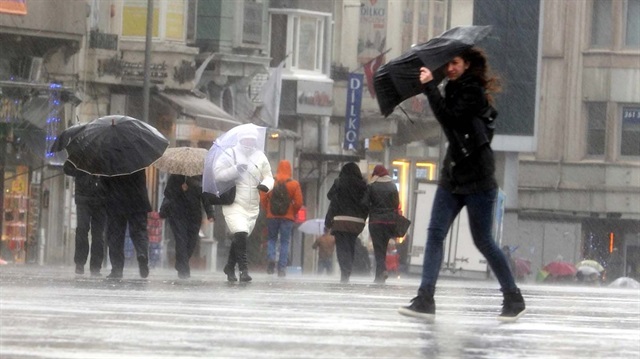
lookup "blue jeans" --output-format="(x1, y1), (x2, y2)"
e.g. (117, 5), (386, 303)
(420, 186), (517, 295)
(267, 218), (294, 270)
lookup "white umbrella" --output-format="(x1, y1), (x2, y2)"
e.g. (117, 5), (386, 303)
(608, 277), (640, 289)
(298, 219), (326, 236)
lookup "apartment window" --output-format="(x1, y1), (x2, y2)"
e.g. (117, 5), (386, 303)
(621, 107), (640, 156)
(586, 102), (607, 156)
(625, 0), (640, 47)
(121, 0), (186, 41)
(590, 0), (613, 48)
(242, 0), (264, 45)
(269, 10), (330, 74)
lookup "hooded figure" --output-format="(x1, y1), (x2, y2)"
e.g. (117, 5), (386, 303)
(364, 164), (400, 284)
(214, 128), (274, 282)
(260, 160), (303, 276)
(325, 162), (369, 283)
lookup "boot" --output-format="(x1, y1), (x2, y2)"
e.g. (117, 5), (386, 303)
(498, 288), (526, 322)
(223, 263), (238, 282)
(137, 255), (149, 279)
(234, 232), (251, 281)
(398, 288), (435, 319)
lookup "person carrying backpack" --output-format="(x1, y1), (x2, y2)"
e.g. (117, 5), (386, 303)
(260, 160), (303, 277)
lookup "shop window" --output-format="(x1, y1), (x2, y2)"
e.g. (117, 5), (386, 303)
(590, 0), (613, 48)
(586, 102), (607, 156)
(621, 106), (640, 156)
(121, 0), (186, 41)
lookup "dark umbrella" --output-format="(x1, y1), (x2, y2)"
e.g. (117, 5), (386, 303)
(374, 25), (492, 116)
(65, 115), (169, 176)
(49, 123), (87, 153)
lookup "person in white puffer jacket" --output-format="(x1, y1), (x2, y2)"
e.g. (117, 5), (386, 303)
(214, 128), (274, 282)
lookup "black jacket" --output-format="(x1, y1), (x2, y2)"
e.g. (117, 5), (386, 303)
(325, 163), (369, 232)
(164, 174), (214, 221)
(102, 170), (152, 214)
(365, 176), (399, 223)
(423, 73), (498, 194)
(63, 161), (105, 206)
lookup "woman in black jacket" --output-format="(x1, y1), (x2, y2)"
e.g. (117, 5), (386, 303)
(162, 174), (214, 279)
(365, 165), (399, 284)
(325, 162), (369, 283)
(398, 47), (526, 322)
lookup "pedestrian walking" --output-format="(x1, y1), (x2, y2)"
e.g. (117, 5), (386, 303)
(260, 160), (303, 277)
(398, 47), (526, 322)
(325, 162), (369, 283)
(102, 170), (152, 279)
(312, 228), (335, 275)
(214, 128), (274, 282)
(161, 174), (214, 279)
(64, 162), (106, 276)
(363, 164), (399, 284)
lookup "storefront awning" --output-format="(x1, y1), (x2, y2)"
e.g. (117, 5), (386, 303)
(157, 91), (243, 131)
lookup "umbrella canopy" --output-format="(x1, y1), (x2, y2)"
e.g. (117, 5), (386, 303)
(576, 259), (605, 273)
(608, 277), (640, 289)
(65, 115), (169, 176)
(298, 219), (326, 236)
(203, 123), (266, 196)
(49, 123), (87, 153)
(374, 25), (492, 116)
(577, 265), (601, 277)
(153, 147), (208, 176)
(543, 261), (578, 277)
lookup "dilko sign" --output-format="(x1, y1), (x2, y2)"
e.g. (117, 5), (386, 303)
(343, 73), (364, 150)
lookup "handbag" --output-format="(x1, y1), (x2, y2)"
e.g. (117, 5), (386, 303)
(394, 213), (411, 237)
(206, 186), (236, 205)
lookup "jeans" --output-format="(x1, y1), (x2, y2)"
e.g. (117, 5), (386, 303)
(266, 218), (294, 270)
(317, 258), (333, 275)
(420, 186), (517, 295)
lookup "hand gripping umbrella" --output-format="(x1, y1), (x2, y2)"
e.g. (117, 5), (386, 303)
(65, 115), (169, 176)
(374, 25), (492, 116)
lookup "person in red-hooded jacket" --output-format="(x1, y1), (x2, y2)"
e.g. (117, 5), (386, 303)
(260, 160), (303, 277)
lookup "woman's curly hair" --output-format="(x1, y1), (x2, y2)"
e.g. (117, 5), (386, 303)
(458, 47), (502, 104)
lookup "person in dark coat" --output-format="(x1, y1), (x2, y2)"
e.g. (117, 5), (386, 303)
(102, 170), (152, 279)
(364, 164), (400, 284)
(325, 162), (369, 283)
(162, 174), (214, 279)
(398, 47), (525, 322)
(64, 162), (106, 276)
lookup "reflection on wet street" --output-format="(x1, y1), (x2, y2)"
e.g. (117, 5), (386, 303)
(1, 266), (639, 358)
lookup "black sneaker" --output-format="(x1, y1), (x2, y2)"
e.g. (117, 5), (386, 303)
(75, 264), (84, 275)
(398, 293), (435, 320)
(138, 256), (149, 279)
(224, 264), (238, 282)
(498, 289), (526, 322)
(239, 271), (252, 282)
(266, 262), (276, 274)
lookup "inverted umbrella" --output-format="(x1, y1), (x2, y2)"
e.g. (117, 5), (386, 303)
(543, 261), (577, 277)
(374, 25), (492, 116)
(65, 115), (169, 176)
(153, 147), (208, 176)
(298, 218), (326, 236)
(203, 123), (267, 196)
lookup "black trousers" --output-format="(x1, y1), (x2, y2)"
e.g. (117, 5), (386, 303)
(334, 231), (357, 280)
(107, 211), (149, 274)
(226, 232), (248, 272)
(169, 216), (200, 276)
(369, 223), (394, 279)
(74, 202), (106, 272)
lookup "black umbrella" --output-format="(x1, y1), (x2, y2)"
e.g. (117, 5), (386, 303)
(49, 123), (87, 153)
(65, 115), (169, 176)
(374, 25), (492, 117)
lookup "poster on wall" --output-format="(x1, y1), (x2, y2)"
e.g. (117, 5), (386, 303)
(358, 0), (388, 64)
(0, 0), (27, 15)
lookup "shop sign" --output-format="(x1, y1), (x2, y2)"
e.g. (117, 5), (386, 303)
(0, 0), (27, 15)
(343, 73), (363, 150)
(296, 80), (333, 116)
(622, 107), (640, 124)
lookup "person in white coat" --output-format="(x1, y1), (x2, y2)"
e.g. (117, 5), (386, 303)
(214, 128), (274, 282)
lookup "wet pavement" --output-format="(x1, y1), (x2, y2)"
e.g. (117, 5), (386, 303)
(1, 265), (639, 358)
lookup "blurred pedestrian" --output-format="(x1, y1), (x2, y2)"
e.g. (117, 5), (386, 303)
(214, 128), (274, 282)
(161, 174), (214, 279)
(102, 170), (152, 279)
(325, 162), (369, 283)
(312, 228), (335, 275)
(64, 162), (106, 276)
(398, 47), (526, 322)
(363, 164), (399, 284)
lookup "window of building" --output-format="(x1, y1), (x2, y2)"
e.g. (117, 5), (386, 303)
(121, 0), (186, 41)
(625, 0), (640, 47)
(242, 0), (265, 45)
(621, 106), (640, 156)
(586, 102), (607, 156)
(269, 10), (330, 74)
(590, 0), (613, 48)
